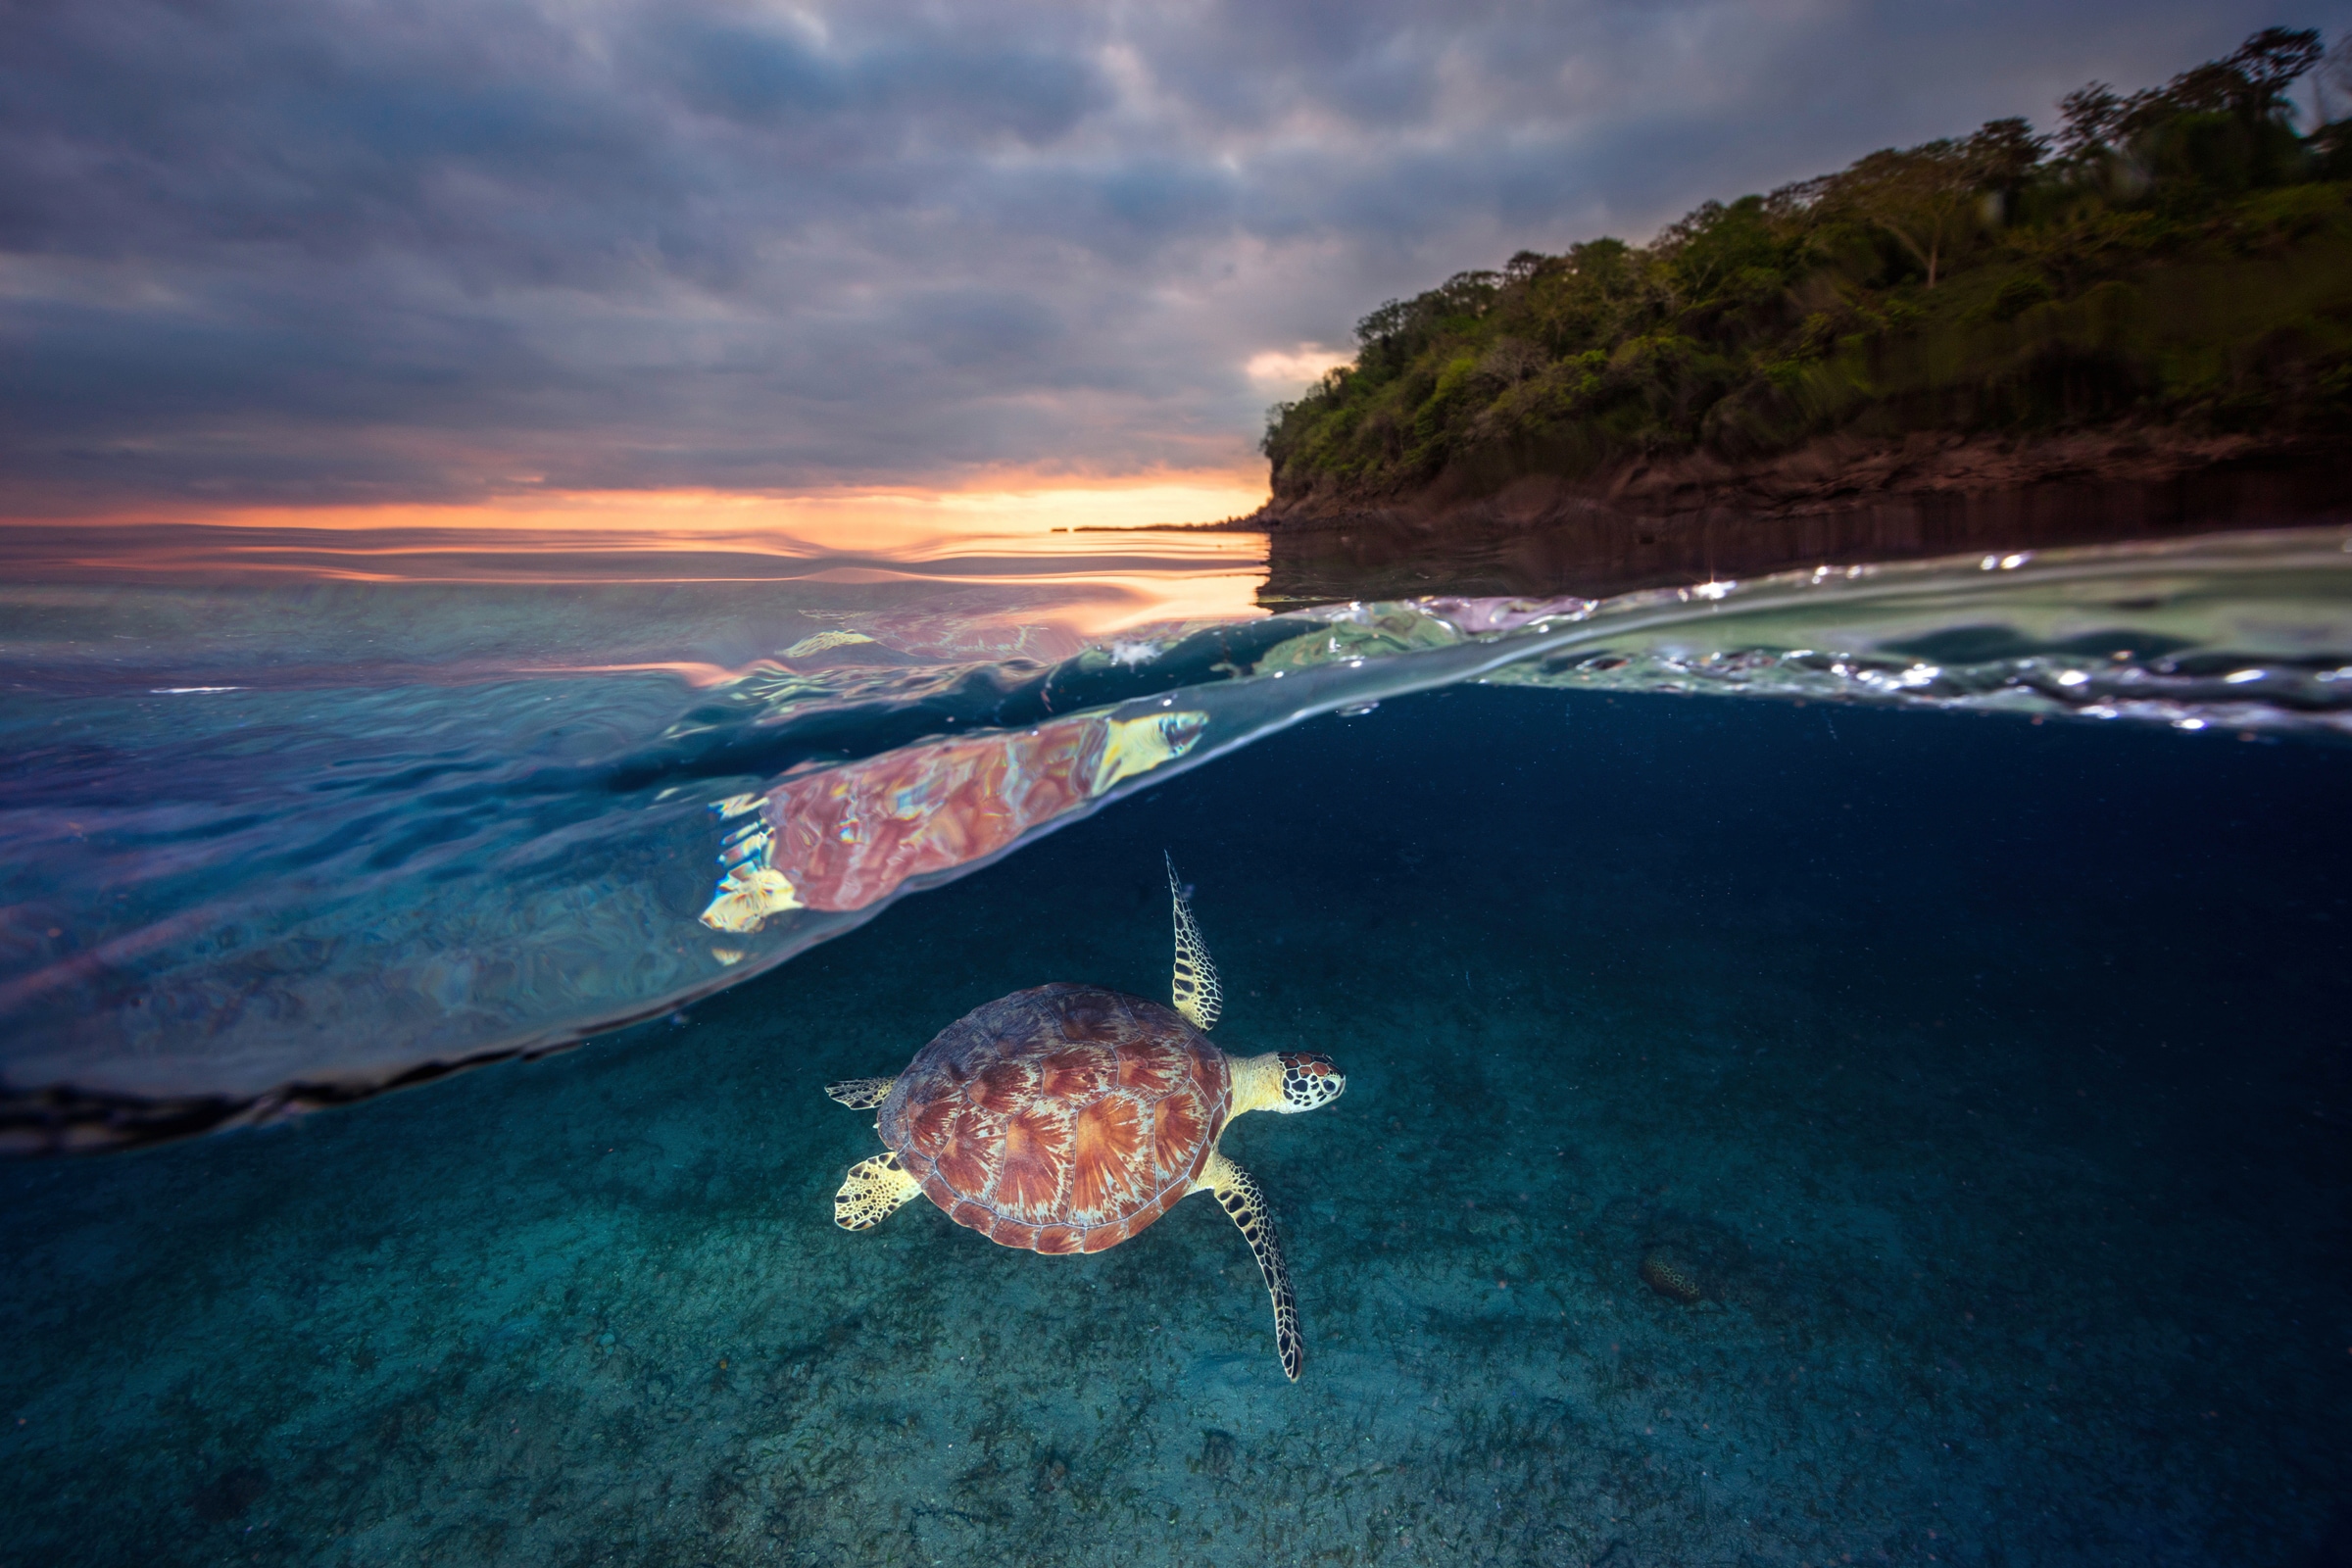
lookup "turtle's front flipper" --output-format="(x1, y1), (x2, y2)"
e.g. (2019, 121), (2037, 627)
(835, 1152), (920, 1230)
(824, 1076), (897, 1109)
(1199, 1150), (1301, 1381)
(1165, 853), (1222, 1031)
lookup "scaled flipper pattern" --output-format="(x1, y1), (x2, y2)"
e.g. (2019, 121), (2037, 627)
(824, 1076), (897, 1109)
(1166, 853), (1223, 1032)
(1201, 1151), (1302, 1381)
(835, 1152), (920, 1230)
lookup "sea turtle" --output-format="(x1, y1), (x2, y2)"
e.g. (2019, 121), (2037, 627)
(824, 856), (1347, 1380)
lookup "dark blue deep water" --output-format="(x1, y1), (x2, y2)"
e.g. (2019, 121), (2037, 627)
(3, 681), (2347, 1567)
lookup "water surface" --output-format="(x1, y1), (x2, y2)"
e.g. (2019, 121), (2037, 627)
(4, 522), (2348, 1145)
(0, 516), (2348, 1567)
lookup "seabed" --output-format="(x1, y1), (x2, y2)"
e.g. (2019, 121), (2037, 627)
(2, 688), (2346, 1567)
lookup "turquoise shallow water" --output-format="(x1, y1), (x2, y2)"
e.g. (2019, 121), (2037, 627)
(3, 680), (2348, 1567)
(1, 523), (2349, 1566)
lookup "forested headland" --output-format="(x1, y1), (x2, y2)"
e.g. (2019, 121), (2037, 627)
(1256, 27), (2352, 534)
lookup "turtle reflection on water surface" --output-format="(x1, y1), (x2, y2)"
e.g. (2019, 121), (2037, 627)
(825, 855), (1348, 1380)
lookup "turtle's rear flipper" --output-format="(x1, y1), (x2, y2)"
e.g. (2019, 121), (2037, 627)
(1200, 1151), (1301, 1381)
(835, 1152), (920, 1230)
(824, 1076), (897, 1109)
(1165, 853), (1222, 1032)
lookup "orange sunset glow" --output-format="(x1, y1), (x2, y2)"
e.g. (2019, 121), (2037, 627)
(9, 473), (1276, 642)
(54, 470), (1272, 555)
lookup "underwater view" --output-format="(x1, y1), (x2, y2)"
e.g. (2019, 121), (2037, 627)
(4, 521), (2350, 1567)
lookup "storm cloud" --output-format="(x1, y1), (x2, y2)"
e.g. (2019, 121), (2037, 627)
(0, 0), (2326, 509)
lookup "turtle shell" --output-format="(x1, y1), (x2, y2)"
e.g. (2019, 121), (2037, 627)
(878, 983), (1231, 1254)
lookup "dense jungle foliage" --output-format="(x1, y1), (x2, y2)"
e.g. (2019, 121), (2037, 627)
(1261, 27), (2352, 502)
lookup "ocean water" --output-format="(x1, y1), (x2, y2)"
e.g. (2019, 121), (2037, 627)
(2, 522), (2349, 1566)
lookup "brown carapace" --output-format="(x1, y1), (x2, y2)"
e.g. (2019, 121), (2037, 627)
(824, 857), (1347, 1381)
(884, 985), (1227, 1253)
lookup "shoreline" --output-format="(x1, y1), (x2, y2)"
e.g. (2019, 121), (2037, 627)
(1250, 426), (2343, 532)
(1148, 428), (2352, 605)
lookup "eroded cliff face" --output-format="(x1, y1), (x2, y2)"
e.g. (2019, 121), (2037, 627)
(1256, 426), (2333, 528)
(1239, 428), (2351, 607)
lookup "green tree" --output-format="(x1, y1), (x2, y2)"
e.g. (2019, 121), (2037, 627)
(1257, 24), (2352, 504)
(2059, 26), (2322, 161)
(1815, 120), (2045, 287)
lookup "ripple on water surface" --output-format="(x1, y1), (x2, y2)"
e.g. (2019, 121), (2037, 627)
(0, 524), (2348, 1149)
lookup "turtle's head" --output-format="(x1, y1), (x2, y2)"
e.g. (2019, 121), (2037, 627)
(1233, 1051), (1347, 1116)
(1274, 1052), (1346, 1112)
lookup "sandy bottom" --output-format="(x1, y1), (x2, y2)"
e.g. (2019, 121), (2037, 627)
(2, 688), (2347, 1567)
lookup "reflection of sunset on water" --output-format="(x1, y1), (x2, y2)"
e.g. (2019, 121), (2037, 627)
(2, 478), (1272, 647)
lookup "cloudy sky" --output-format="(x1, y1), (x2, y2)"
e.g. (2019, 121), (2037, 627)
(1, 0), (2337, 517)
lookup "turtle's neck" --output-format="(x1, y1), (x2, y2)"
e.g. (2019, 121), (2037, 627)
(1227, 1052), (1288, 1117)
